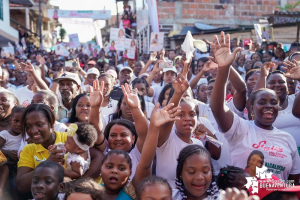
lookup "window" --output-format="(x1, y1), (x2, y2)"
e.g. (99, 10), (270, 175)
(0, 0), (3, 21)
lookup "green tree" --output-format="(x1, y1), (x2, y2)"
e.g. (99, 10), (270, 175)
(59, 27), (66, 41)
(277, 0), (300, 12)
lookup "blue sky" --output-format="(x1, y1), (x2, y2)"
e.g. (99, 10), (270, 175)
(49, 0), (124, 42)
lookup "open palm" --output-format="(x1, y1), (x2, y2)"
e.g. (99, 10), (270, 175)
(122, 83), (140, 109)
(283, 60), (300, 80)
(172, 74), (189, 94)
(20, 62), (34, 72)
(209, 32), (241, 68)
(36, 55), (45, 65)
(150, 103), (181, 127)
(90, 79), (104, 107)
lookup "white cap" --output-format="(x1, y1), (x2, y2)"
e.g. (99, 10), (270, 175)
(106, 69), (117, 79)
(139, 73), (149, 78)
(87, 68), (100, 77)
(119, 66), (133, 74)
(163, 66), (177, 73)
(53, 72), (81, 85)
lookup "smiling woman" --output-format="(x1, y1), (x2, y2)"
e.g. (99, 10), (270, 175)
(66, 93), (91, 124)
(0, 91), (19, 132)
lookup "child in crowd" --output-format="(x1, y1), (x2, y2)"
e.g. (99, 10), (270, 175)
(64, 123), (98, 179)
(64, 178), (104, 200)
(0, 106), (25, 175)
(217, 165), (249, 191)
(31, 160), (64, 200)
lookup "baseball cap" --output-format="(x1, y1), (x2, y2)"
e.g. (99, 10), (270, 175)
(88, 60), (96, 65)
(244, 39), (252, 46)
(163, 66), (177, 73)
(106, 69), (117, 79)
(87, 68), (100, 77)
(119, 66), (133, 74)
(249, 176), (300, 199)
(53, 72), (81, 85)
(139, 73), (149, 79)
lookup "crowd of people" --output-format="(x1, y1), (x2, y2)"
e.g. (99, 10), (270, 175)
(0, 31), (300, 200)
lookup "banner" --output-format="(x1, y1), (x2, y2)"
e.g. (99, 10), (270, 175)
(68, 33), (81, 48)
(147, 0), (159, 32)
(110, 28), (125, 51)
(123, 49), (135, 59)
(1, 47), (14, 58)
(149, 32), (164, 52)
(82, 41), (96, 56)
(94, 20), (103, 48)
(54, 44), (69, 57)
(124, 39), (137, 50)
(260, 23), (273, 41)
(48, 9), (111, 20)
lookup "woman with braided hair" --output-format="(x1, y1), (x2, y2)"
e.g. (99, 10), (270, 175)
(173, 144), (219, 200)
(216, 166), (249, 191)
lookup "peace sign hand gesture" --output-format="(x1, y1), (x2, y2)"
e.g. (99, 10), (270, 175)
(121, 83), (140, 110)
(89, 79), (104, 107)
(209, 32), (241, 68)
(150, 103), (181, 127)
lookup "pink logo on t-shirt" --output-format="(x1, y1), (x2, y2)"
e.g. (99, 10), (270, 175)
(22, 100), (30, 107)
(252, 141), (283, 152)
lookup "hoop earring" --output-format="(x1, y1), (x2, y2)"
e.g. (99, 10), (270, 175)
(251, 112), (254, 120)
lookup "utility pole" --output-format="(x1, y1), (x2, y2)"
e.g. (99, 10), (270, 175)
(39, 0), (43, 50)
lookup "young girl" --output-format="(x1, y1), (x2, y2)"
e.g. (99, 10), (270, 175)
(173, 145), (219, 200)
(63, 123), (98, 179)
(0, 106), (25, 174)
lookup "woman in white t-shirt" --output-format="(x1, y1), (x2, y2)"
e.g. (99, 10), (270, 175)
(89, 80), (148, 179)
(210, 32), (300, 182)
(254, 63), (300, 153)
(98, 73), (118, 116)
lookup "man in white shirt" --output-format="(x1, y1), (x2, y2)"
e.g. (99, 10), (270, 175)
(81, 68), (100, 93)
(110, 67), (133, 101)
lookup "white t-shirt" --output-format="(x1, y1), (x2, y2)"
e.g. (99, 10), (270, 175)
(156, 130), (204, 188)
(273, 94), (300, 149)
(0, 130), (22, 151)
(100, 98), (118, 117)
(223, 113), (300, 181)
(18, 121), (69, 156)
(15, 86), (34, 106)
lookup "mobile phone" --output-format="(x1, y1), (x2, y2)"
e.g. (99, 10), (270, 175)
(72, 61), (77, 67)
(241, 50), (249, 55)
(64, 61), (72, 68)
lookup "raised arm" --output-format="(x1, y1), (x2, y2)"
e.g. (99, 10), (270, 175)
(36, 55), (50, 87)
(282, 60), (300, 118)
(209, 32), (241, 132)
(145, 61), (162, 97)
(253, 62), (275, 91)
(89, 80), (106, 152)
(158, 62), (189, 147)
(138, 52), (157, 77)
(229, 66), (247, 111)
(189, 60), (212, 89)
(132, 103), (181, 189)
(19, 61), (49, 90)
(121, 84), (148, 152)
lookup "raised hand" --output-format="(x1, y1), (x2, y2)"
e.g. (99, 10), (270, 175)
(282, 59), (300, 81)
(150, 103), (181, 127)
(202, 59), (218, 72)
(149, 52), (157, 62)
(89, 79), (104, 107)
(172, 73), (189, 94)
(36, 55), (45, 65)
(152, 60), (163, 73)
(260, 62), (276, 77)
(19, 61), (34, 72)
(209, 32), (241, 68)
(121, 83), (140, 109)
(182, 58), (191, 79)
(219, 188), (259, 200)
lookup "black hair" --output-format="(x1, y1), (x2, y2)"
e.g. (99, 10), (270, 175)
(102, 149), (132, 170)
(249, 88), (278, 106)
(217, 166), (248, 190)
(104, 119), (138, 151)
(110, 94), (146, 121)
(35, 90), (59, 108)
(34, 160), (64, 183)
(195, 57), (209, 74)
(11, 105), (26, 117)
(245, 69), (260, 82)
(263, 50), (273, 59)
(22, 104), (55, 138)
(64, 178), (104, 200)
(175, 145), (218, 200)
(169, 49), (176, 54)
(75, 123), (98, 147)
(263, 191), (298, 200)
(251, 52), (263, 61)
(208, 78), (216, 85)
(131, 78), (149, 89)
(137, 176), (172, 200)
(158, 83), (173, 107)
(180, 97), (199, 116)
(98, 72), (114, 85)
(251, 61), (263, 69)
(246, 150), (264, 168)
(196, 83), (208, 100)
(266, 70), (285, 81)
(68, 93), (89, 123)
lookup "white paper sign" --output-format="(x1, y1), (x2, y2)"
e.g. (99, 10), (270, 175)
(125, 39), (137, 50)
(110, 28), (125, 51)
(1, 47), (14, 58)
(149, 32), (164, 52)
(68, 33), (81, 48)
(54, 44), (69, 57)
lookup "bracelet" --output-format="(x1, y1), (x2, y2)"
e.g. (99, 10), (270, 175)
(94, 137), (105, 146)
(78, 68), (82, 72)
